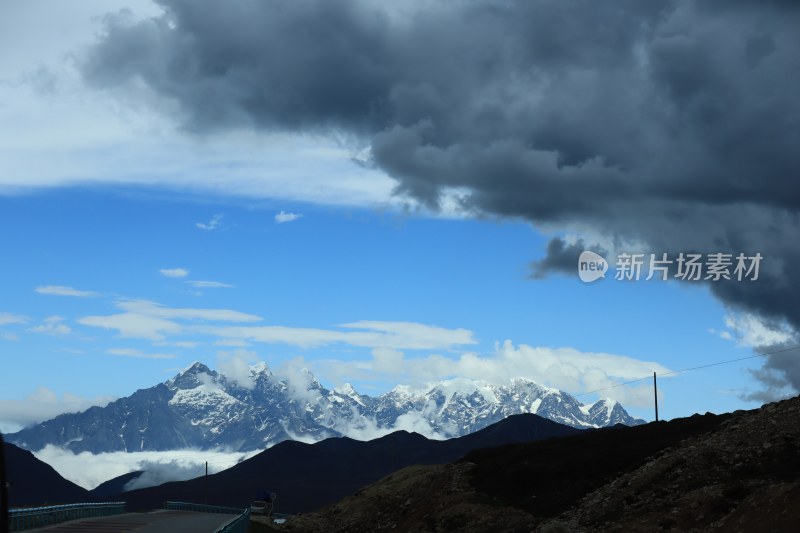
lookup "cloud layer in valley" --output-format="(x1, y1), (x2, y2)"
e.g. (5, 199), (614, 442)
(32, 446), (259, 490)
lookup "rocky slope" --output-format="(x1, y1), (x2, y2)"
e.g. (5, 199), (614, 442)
(549, 397), (800, 532)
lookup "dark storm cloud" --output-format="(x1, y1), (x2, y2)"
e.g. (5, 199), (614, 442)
(529, 239), (609, 280)
(742, 347), (800, 404)
(81, 0), (800, 393)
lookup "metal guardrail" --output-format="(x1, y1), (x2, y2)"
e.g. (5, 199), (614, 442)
(164, 501), (244, 515)
(8, 502), (125, 531)
(164, 501), (249, 533)
(214, 508), (250, 533)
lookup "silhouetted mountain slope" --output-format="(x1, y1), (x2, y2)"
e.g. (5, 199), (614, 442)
(464, 411), (732, 518)
(282, 397), (800, 532)
(89, 471), (143, 499)
(2, 442), (88, 507)
(113, 413), (580, 513)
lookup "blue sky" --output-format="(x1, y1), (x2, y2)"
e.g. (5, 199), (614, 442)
(0, 187), (774, 431)
(2, 0), (797, 434)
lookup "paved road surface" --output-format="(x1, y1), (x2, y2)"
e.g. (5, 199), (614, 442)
(26, 510), (237, 533)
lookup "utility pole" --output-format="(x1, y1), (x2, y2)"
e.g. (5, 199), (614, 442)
(205, 461), (208, 505)
(653, 372), (659, 422)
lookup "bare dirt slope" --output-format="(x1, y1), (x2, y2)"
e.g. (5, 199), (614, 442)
(547, 397), (800, 532)
(277, 396), (800, 532)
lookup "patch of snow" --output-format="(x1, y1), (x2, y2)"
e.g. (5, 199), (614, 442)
(530, 398), (542, 414)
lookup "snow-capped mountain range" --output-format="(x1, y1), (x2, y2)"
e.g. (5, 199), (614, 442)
(8, 362), (643, 454)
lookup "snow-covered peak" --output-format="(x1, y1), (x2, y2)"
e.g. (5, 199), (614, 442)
(10, 364), (644, 454)
(386, 384), (420, 399)
(249, 361), (270, 376)
(334, 383), (359, 396)
(427, 378), (498, 403)
(584, 397), (623, 425)
(509, 377), (558, 395)
(299, 367), (323, 389)
(599, 398), (618, 409)
(184, 361), (211, 374)
(332, 383), (365, 406)
(587, 398), (619, 411)
(166, 362), (217, 390)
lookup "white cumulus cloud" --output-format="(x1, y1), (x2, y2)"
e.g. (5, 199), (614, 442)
(305, 341), (672, 409)
(0, 387), (115, 432)
(721, 312), (797, 348)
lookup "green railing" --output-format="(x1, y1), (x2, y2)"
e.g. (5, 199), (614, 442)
(9, 502), (125, 531)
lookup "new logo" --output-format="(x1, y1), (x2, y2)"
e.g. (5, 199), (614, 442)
(578, 251), (608, 283)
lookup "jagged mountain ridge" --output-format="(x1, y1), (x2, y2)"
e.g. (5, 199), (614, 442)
(8, 362), (643, 453)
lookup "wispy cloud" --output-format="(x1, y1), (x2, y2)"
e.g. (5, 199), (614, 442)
(35, 285), (100, 298)
(0, 312), (29, 326)
(106, 348), (176, 360)
(116, 300), (261, 322)
(79, 300), (262, 340)
(196, 213), (223, 231)
(186, 280), (234, 289)
(155, 340), (202, 348)
(213, 338), (251, 348)
(30, 316), (71, 336)
(159, 268), (189, 278)
(275, 211), (302, 224)
(201, 320), (477, 350)
(79, 313), (182, 341)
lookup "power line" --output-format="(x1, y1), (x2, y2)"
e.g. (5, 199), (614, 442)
(573, 376), (652, 398)
(573, 344), (800, 399)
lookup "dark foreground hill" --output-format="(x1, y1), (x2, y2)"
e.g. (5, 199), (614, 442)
(89, 471), (144, 499)
(2, 441), (88, 507)
(281, 397), (800, 532)
(111, 413), (580, 513)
